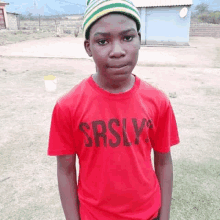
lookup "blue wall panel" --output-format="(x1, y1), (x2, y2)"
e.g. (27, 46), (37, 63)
(140, 7), (146, 44)
(139, 6), (192, 44)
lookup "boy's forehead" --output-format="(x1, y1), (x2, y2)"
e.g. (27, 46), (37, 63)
(91, 13), (137, 35)
(93, 28), (137, 38)
(97, 13), (134, 25)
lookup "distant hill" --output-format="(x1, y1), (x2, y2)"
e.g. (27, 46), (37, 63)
(6, 1), (87, 16)
(5, 0), (220, 16)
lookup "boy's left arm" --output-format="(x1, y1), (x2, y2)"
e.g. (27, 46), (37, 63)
(154, 150), (173, 220)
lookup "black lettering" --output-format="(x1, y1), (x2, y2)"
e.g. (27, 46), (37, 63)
(132, 118), (146, 145)
(92, 120), (107, 147)
(147, 119), (154, 129)
(145, 137), (149, 143)
(108, 119), (121, 147)
(79, 122), (92, 147)
(122, 118), (132, 146)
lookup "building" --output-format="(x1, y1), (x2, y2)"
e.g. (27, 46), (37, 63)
(0, 1), (20, 30)
(0, 1), (9, 29)
(134, 0), (193, 46)
(65, 14), (84, 20)
(7, 12), (20, 30)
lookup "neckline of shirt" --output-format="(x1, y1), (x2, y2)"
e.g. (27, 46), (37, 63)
(88, 73), (140, 100)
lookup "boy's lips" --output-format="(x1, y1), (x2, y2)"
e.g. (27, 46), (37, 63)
(108, 64), (128, 68)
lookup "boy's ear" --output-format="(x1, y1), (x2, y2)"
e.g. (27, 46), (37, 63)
(84, 39), (93, 57)
(138, 32), (141, 47)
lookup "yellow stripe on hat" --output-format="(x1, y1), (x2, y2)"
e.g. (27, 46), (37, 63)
(83, 7), (140, 38)
(85, 0), (138, 21)
(82, 0), (141, 39)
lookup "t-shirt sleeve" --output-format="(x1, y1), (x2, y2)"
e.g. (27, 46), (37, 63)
(151, 98), (180, 153)
(47, 102), (75, 156)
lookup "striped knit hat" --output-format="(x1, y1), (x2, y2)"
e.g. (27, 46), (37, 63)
(82, 0), (141, 39)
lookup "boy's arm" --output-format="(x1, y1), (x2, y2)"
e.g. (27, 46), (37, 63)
(154, 150), (173, 220)
(57, 154), (81, 220)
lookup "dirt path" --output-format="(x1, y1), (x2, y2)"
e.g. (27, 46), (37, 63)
(0, 36), (220, 68)
(0, 37), (220, 220)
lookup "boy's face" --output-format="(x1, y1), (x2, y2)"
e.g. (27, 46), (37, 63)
(84, 13), (141, 83)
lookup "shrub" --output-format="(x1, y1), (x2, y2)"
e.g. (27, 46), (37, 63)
(74, 27), (79, 37)
(210, 11), (220, 24)
(63, 29), (71, 34)
(198, 11), (220, 24)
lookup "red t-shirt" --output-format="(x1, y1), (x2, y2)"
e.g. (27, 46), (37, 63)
(48, 74), (180, 220)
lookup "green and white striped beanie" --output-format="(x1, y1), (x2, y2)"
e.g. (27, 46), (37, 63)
(82, 0), (141, 39)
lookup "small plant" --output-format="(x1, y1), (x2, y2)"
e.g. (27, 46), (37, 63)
(63, 29), (71, 34)
(74, 27), (79, 37)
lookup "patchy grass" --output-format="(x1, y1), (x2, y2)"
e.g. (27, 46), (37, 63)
(0, 30), (55, 46)
(0, 39), (220, 219)
(0, 29), (83, 46)
(215, 47), (220, 68)
(171, 159), (220, 220)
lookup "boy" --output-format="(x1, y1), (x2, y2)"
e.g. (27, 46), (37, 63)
(47, 0), (180, 220)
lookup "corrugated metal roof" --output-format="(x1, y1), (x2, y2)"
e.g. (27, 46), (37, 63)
(0, 1), (9, 5)
(7, 12), (20, 15)
(133, 0), (193, 7)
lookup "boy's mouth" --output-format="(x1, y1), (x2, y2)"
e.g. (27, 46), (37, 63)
(108, 64), (127, 68)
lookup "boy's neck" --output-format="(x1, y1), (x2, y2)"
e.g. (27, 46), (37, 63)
(92, 73), (135, 94)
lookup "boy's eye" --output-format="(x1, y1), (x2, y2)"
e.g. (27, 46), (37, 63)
(124, 36), (134, 41)
(98, 39), (108, 45)
(97, 36), (134, 46)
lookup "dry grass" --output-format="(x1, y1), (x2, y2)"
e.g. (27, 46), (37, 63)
(0, 18), (83, 46)
(0, 30), (55, 46)
(0, 29), (84, 46)
(0, 36), (220, 219)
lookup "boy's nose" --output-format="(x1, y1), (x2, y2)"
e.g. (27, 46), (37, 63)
(109, 41), (125, 58)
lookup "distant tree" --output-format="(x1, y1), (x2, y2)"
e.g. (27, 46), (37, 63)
(19, 14), (26, 20)
(195, 3), (210, 14)
(198, 11), (220, 24)
(27, 12), (34, 20)
(208, 11), (220, 24)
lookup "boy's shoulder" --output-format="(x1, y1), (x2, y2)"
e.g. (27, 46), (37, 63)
(56, 76), (90, 108)
(139, 78), (170, 106)
(54, 75), (171, 111)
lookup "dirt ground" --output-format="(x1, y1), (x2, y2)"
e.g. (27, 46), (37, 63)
(0, 35), (220, 220)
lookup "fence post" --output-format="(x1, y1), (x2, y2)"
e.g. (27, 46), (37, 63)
(17, 14), (20, 30)
(39, 14), (40, 30)
(55, 19), (57, 32)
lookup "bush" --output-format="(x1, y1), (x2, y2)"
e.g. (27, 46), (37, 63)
(198, 11), (220, 24)
(210, 11), (220, 24)
(63, 29), (71, 34)
(74, 27), (79, 37)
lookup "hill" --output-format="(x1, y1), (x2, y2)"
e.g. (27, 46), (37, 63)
(5, 0), (220, 16)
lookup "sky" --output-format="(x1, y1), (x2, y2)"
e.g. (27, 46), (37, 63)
(4, 0), (220, 16)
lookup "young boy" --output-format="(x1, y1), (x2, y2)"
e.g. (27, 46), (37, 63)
(47, 0), (180, 220)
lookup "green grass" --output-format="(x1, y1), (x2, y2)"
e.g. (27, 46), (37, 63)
(0, 54), (219, 219)
(171, 159), (220, 220)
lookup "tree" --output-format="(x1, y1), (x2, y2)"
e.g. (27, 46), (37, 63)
(195, 3), (209, 14)
(27, 12), (34, 20)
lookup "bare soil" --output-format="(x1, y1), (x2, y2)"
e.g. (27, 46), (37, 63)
(0, 35), (220, 220)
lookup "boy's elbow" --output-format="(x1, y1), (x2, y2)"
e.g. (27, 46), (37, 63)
(154, 150), (172, 166)
(57, 154), (77, 175)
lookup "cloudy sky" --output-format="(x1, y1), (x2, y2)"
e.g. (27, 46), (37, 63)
(4, 0), (220, 16)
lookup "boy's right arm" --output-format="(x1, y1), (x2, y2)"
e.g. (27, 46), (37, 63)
(57, 154), (81, 220)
